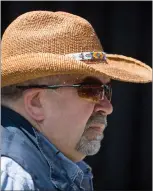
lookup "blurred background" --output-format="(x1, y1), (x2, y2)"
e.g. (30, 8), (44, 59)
(1, 1), (152, 191)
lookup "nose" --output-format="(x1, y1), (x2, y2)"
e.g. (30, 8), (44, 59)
(93, 96), (113, 115)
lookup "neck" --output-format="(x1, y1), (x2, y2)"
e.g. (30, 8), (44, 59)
(41, 132), (86, 162)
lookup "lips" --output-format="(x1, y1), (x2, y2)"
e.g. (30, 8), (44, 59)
(85, 126), (104, 141)
(89, 126), (103, 133)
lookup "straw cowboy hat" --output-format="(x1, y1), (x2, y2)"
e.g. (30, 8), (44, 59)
(1, 11), (152, 87)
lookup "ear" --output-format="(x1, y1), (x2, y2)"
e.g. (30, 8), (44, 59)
(23, 89), (45, 121)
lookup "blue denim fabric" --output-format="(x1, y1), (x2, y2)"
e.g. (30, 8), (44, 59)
(1, 106), (94, 191)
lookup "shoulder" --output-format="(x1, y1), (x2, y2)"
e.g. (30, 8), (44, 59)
(1, 156), (35, 190)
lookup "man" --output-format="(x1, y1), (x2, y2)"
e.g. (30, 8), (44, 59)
(1, 11), (152, 191)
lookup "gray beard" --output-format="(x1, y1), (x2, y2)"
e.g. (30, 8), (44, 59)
(76, 112), (107, 156)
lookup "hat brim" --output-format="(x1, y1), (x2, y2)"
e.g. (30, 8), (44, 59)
(2, 52), (152, 87)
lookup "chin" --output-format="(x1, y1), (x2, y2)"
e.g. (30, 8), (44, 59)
(77, 140), (101, 156)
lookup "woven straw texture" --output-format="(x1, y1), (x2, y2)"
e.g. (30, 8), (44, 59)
(2, 11), (152, 87)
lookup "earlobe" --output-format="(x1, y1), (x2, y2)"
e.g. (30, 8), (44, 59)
(23, 90), (45, 121)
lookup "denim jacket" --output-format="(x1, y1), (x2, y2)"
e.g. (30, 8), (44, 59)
(1, 106), (94, 191)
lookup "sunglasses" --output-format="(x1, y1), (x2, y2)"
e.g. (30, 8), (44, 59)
(16, 78), (112, 103)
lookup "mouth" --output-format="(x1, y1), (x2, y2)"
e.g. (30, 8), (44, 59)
(84, 126), (104, 141)
(89, 123), (105, 129)
(88, 126), (103, 133)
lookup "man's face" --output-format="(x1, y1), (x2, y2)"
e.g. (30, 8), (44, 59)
(38, 74), (113, 160)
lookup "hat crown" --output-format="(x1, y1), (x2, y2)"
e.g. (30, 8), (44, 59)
(2, 11), (103, 60)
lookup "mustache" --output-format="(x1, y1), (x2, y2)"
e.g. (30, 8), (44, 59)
(85, 111), (107, 130)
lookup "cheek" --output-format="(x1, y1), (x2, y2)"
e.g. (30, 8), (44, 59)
(42, 89), (95, 136)
(45, 89), (94, 122)
(65, 102), (94, 139)
(42, 103), (95, 149)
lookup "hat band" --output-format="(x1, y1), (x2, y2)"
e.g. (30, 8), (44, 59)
(66, 51), (107, 61)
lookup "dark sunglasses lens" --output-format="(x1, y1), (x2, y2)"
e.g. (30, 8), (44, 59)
(78, 86), (103, 102)
(78, 85), (112, 102)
